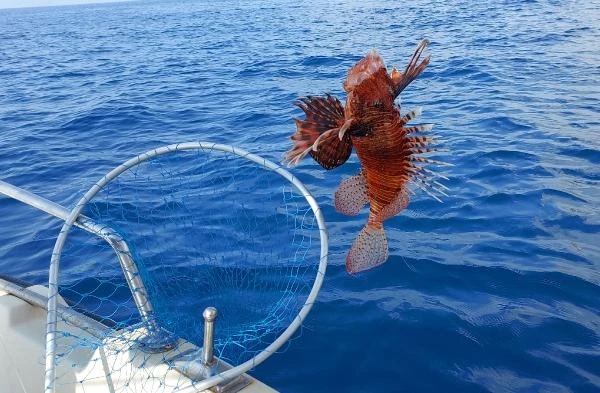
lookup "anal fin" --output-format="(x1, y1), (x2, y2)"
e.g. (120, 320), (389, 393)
(375, 188), (410, 223)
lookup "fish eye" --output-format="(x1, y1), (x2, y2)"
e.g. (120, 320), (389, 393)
(349, 125), (371, 137)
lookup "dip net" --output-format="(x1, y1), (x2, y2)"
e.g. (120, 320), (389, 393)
(44, 142), (328, 392)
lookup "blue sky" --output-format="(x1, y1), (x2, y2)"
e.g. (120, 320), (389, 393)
(0, 0), (126, 9)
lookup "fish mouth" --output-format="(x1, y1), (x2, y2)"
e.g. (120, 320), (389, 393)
(338, 118), (354, 140)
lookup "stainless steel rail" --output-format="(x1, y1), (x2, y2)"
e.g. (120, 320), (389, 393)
(0, 277), (109, 339)
(0, 179), (176, 351)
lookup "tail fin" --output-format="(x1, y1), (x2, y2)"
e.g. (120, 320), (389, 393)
(284, 94), (352, 169)
(346, 225), (389, 274)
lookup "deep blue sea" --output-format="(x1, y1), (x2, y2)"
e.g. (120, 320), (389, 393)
(1, 0), (599, 392)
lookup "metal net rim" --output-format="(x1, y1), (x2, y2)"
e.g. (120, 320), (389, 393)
(44, 141), (329, 392)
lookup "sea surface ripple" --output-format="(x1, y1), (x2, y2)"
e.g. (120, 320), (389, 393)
(0, 0), (599, 392)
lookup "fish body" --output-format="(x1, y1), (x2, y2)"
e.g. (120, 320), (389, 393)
(285, 40), (444, 274)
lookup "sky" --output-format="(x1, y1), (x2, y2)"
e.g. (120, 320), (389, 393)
(0, 0), (127, 9)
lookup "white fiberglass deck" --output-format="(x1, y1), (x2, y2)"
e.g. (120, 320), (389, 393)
(0, 282), (277, 393)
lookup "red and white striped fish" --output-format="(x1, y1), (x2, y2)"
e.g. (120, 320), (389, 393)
(284, 39), (447, 274)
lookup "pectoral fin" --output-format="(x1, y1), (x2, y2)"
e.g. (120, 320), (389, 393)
(284, 94), (352, 169)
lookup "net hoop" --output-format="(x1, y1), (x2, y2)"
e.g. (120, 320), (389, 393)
(45, 141), (329, 392)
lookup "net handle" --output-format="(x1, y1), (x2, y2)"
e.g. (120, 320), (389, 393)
(45, 141), (329, 392)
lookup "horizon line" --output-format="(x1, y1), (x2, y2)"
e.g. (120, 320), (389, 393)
(0, 0), (135, 10)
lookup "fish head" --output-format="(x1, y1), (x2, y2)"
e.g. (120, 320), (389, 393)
(344, 50), (395, 113)
(343, 49), (387, 93)
(340, 50), (396, 141)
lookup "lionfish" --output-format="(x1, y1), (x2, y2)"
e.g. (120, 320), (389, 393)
(284, 39), (447, 274)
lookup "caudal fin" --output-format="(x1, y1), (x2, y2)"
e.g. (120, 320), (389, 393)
(346, 226), (389, 274)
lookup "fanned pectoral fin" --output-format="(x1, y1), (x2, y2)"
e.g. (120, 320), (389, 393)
(346, 226), (389, 274)
(334, 172), (369, 216)
(310, 127), (353, 169)
(284, 94), (352, 169)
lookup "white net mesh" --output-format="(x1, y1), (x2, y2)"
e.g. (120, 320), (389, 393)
(45, 143), (327, 392)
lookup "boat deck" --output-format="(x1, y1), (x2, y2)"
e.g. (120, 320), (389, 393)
(0, 281), (278, 393)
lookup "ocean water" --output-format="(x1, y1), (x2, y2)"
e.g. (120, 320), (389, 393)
(1, 0), (599, 392)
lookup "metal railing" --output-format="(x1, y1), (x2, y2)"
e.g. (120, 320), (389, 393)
(0, 179), (176, 351)
(0, 276), (109, 339)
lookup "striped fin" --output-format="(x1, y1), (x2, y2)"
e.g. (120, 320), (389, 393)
(399, 106), (422, 126)
(408, 147), (447, 155)
(407, 158), (450, 202)
(284, 94), (352, 169)
(411, 171), (449, 201)
(411, 163), (449, 181)
(405, 135), (435, 148)
(401, 119), (450, 202)
(404, 124), (434, 133)
(390, 39), (430, 97)
(410, 156), (453, 166)
(411, 180), (444, 203)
